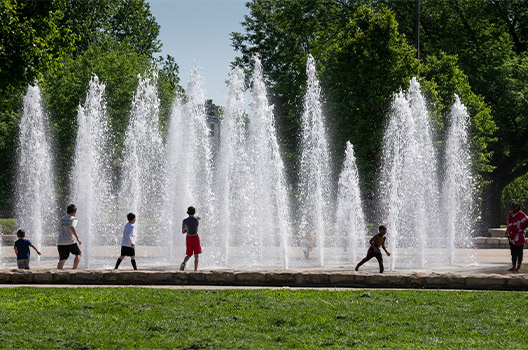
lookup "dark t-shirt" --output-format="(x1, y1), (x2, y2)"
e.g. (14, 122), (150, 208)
(14, 238), (32, 260)
(182, 216), (200, 236)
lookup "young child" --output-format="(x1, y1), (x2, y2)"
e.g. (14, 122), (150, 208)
(57, 204), (82, 269)
(180, 206), (202, 271)
(355, 225), (391, 273)
(13, 229), (41, 269)
(114, 213), (137, 270)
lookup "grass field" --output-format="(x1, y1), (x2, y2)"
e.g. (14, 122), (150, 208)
(0, 287), (525, 349)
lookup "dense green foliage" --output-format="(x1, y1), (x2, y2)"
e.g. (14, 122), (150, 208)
(0, 0), (77, 209)
(0, 0), (182, 209)
(384, 0), (528, 227)
(0, 287), (526, 349)
(232, 0), (525, 226)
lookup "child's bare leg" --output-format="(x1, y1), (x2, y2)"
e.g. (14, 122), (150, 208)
(57, 259), (66, 269)
(183, 255), (192, 264)
(72, 254), (81, 269)
(194, 254), (199, 271)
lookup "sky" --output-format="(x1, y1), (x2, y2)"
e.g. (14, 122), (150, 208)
(148, 0), (250, 106)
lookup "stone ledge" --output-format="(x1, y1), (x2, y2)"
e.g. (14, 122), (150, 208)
(1, 269), (528, 290)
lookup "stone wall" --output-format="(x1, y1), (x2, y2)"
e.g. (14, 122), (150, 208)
(1, 269), (528, 290)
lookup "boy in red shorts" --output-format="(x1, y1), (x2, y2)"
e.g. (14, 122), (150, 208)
(180, 206), (202, 271)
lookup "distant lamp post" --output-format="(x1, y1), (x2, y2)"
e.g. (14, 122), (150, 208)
(415, 0), (420, 60)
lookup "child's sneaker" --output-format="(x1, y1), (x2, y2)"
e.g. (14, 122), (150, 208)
(179, 263), (185, 271)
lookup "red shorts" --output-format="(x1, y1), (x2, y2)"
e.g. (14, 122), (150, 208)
(186, 235), (202, 256)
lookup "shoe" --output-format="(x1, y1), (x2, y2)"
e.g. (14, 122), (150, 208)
(508, 267), (515, 271)
(179, 263), (185, 271)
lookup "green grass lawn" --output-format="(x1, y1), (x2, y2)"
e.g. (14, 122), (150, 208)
(0, 287), (525, 349)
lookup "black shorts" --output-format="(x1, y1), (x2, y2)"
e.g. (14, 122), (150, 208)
(58, 243), (81, 260)
(121, 246), (135, 257)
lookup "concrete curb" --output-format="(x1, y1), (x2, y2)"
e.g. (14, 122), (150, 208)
(1, 269), (528, 290)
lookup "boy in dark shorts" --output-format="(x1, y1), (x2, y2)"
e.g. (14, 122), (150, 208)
(57, 204), (82, 269)
(180, 206), (202, 271)
(13, 229), (41, 269)
(114, 213), (137, 270)
(355, 225), (391, 273)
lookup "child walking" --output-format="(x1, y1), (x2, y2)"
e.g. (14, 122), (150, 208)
(57, 204), (82, 269)
(355, 225), (391, 273)
(180, 206), (202, 271)
(13, 229), (41, 269)
(115, 213), (137, 270)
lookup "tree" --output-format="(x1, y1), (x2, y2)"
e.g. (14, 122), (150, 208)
(319, 5), (419, 195)
(0, 0), (76, 210)
(0, 0), (181, 211)
(384, 0), (528, 227)
(60, 0), (161, 57)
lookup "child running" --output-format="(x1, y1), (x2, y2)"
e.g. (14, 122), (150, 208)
(355, 225), (391, 273)
(13, 229), (41, 269)
(180, 206), (202, 271)
(114, 213), (137, 270)
(57, 204), (82, 269)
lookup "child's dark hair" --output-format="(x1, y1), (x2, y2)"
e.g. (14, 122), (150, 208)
(187, 206), (196, 215)
(127, 213), (136, 222)
(16, 229), (25, 238)
(66, 204), (77, 214)
(379, 225), (387, 232)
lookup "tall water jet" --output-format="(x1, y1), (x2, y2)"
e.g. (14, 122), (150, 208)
(379, 77), (440, 270)
(14, 84), (57, 265)
(336, 141), (367, 264)
(441, 95), (475, 264)
(119, 74), (166, 253)
(298, 55), (332, 266)
(165, 67), (216, 262)
(246, 57), (292, 268)
(70, 75), (114, 267)
(214, 66), (251, 266)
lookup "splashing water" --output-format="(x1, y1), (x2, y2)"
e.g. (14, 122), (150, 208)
(246, 57), (292, 268)
(119, 74), (166, 254)
(336, 141), (367, 264)
(70, 75), (115, 267)
(14, 84), (57, 266)
(441, 95), (475, 264)
(379, 78), (441, 270)
(164, 67), (217, 264)
(297, 55), (332, 266)
(214, 66), (251, 266)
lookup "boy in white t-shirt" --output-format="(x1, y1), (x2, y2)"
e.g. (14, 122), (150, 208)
(114, 213), (137, 270)
(57, 204), (82, 269)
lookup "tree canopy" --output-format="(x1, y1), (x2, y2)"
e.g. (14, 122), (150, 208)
(232, 0), (505, 227)
(0, 0), (182, 210)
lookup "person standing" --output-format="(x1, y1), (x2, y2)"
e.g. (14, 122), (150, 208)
(114, 213), (138, 270)
(180, 206), (202, 271)
(13, 229), (41, 269)
(506, 201), (528, 272)
(57, 204), (82, 269)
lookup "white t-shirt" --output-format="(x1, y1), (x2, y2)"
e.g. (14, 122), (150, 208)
(121, 222), (135, 247)
(57, 214), (78, 246)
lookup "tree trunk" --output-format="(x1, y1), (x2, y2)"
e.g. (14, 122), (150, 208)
(480, 180), (504, 231)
